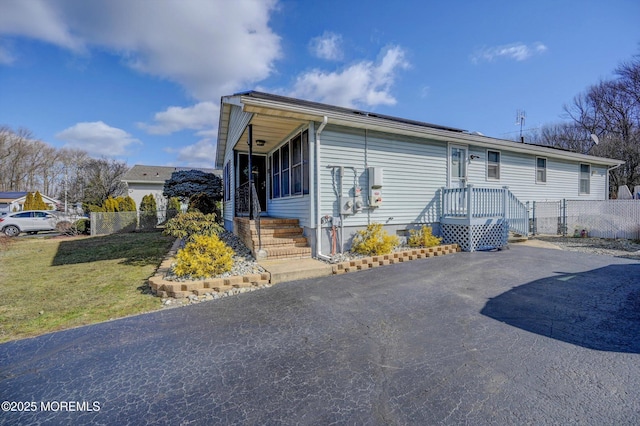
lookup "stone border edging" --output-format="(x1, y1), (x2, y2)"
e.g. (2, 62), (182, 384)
(331, 244), (460, 275)
(148, 239), (460, 300)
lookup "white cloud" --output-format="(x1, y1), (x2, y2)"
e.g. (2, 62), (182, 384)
(139, 102), (219, 135)
(471, 42), (548, 63)
(0, 0), (281, 100)
(0, 43), (15, 65)
(0, 0), (85, 52)
(309, 32), (343, 61)
(55, 121), (141, 157)
(164, 139), (216, 168)
(289, 46), (409, 108)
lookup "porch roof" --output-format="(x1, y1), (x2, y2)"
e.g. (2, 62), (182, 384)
(216, 91), (625, 169)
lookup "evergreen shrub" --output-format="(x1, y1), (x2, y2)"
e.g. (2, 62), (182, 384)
(173, 234), (234, 278)
(408, 225), (442, 248)
(163, 211), (222, 240)
(351, 223), (399, 256)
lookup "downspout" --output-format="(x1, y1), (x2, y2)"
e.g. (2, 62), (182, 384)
(606, 163), (622, 200)
(315, 116), (329, 260)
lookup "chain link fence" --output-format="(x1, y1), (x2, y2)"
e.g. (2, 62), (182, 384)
(90, 209), (179, 236)
(531, 200), (640, 239)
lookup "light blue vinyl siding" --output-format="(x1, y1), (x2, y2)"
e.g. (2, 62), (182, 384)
(319, 125), (447, 227)
(466, 147), (608, 202)
(267, 196), (311, 228)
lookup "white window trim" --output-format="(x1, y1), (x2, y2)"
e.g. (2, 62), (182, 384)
(269, 129), (309, 200)
(579, 163), (591, 195)
(486, 149), (500, 181)
(535, 157), (547, 184)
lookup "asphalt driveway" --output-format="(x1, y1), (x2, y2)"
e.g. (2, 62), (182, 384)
(1, 245), (639, 425)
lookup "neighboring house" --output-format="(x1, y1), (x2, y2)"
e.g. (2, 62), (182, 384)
(121, 165), (221, 213)
(0, 191), (61, 213)
(216, 91), (624, 256)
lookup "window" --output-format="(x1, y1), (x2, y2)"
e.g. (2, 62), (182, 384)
(223, 162), (231, 201)
(271, 152), (280, 198)
(270, 130), (310, 199)
(580, 164), (590, 194)
(487, 150), (500, 179)
(281, 142), (290, 197)
(536, 157), (547, 183)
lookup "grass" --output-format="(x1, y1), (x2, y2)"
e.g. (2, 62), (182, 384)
(0, 231), (175, 343)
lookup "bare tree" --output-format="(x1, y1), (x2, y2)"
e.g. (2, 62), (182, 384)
(77, 158), (129, 208)
(562, 55), (640, 197)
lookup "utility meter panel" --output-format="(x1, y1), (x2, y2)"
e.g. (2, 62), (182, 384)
(370, 189), (382, 207)
(339, 196), (354, 215)
(368, 167), (383, 207)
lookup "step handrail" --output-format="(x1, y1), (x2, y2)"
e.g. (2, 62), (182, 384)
(442, 185), (528, 236)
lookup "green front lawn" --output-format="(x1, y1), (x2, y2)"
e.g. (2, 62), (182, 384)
(0, 231), (174, 343)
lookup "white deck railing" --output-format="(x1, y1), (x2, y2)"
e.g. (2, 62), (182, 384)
(442, 185), (529, 236)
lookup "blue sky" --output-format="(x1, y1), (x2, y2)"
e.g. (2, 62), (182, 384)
(1, 0), (638, 168)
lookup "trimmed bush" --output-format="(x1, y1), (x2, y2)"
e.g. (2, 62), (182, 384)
(165, 197), (181, 222)
(173, 234), (234, 278)
(351, 223), (400, 256)
(75, 218), (90, 235)
(139, 194), (158, 230)
(163, 211), (222, 240)
(408, 225), (442, 248)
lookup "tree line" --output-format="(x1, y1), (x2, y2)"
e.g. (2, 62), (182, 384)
(0, 126), (128, 211)
(525, 52), (640, 196)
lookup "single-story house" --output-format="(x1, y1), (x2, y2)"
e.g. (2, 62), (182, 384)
(216, 91), (624, 256)
(121, 165), (221, 213)
(0, 191), (61, 213)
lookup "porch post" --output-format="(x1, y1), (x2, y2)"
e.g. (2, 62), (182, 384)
(467, 185), (473, 252)
(248, 124), (253, 219)
(502, 186), (509, 220)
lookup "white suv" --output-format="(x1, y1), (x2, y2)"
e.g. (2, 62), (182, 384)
(0, 210), (62, 236)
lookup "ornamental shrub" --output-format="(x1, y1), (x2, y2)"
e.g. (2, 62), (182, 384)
(163, 211), (222, 240)
(173, 234), (234, 278)
(165, 197), (181, 222)
(23, 192), (34, 210)
(351, 223), (399, 256)
(118, 196), (137, 212)
(408, 225), (442, 248)
(32, 191), (48, 210)
(139, 194), (158, 230)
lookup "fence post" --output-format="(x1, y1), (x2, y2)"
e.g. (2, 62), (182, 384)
(90, 212), (96, 236)
(562, 199), (567, 236)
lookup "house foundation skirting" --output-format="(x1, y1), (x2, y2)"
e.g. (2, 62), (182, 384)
(441, 218), (508, 252)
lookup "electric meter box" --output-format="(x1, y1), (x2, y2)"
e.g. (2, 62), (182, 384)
(368, 167), (383, 207)
(368, 167), (383, 188)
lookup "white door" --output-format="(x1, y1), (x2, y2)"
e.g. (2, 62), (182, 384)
(449, 145), (468, 188)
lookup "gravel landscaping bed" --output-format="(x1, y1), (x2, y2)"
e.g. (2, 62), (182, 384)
(533, 236), (640, 259)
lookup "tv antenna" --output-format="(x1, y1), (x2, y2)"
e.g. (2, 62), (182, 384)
(515, 109), (526, 142)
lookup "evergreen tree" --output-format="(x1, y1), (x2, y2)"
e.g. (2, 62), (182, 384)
(165, 196), (181, 221)
(118, 196), (136, 212)
(24, 192), (34, 210)
(140, 194), (157, 212)
(103, 197), (119, 212)
(139, 194), (158, 229)
(33, 191), (48, 210)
